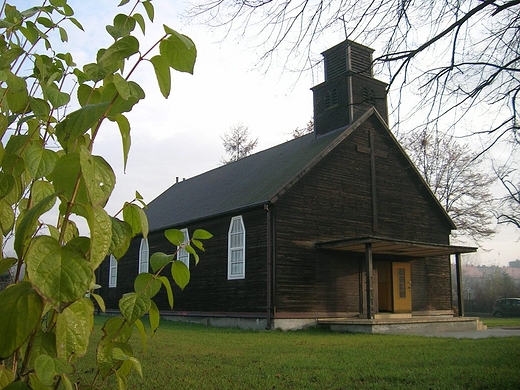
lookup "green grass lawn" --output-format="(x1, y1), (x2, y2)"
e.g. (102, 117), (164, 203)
(481, 317), (520, 328)
(76, 317), (520, 389)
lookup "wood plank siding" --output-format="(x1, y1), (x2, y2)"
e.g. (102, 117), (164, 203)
(273, 117), (453, 315)
(99, 207), (269, 315)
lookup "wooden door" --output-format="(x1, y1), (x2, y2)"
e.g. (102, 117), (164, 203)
(392, 262), (412, 313)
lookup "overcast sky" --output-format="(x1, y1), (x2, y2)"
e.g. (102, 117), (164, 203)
(15, 0), (519, 266)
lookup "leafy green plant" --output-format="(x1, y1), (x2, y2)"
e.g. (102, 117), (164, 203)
(0, 1), (211, 389)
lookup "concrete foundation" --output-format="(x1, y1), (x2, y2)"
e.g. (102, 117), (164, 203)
(320, 317), (485, 334)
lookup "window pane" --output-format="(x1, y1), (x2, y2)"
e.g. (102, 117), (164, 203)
(139, 238), (149, 274)
(228, 216), (245, 279)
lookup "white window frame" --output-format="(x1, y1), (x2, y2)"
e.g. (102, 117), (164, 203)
(139, 238), (149, 274)
(109, 255), (117, 288)
(228, 216), (245, 280)
(177, 228), (190, 268)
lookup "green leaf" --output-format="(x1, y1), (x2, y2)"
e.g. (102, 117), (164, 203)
(185, 245), (199, 265)
(191, 239), (204, 251)
(50, 153), (87, 203)
(105, 81), (145, 118)
(113, 114), (131, 171)
(58, 26), (68, 42)
(0, 364), (15, 388)
(42, 83), (70, 108)
(122, 203), (148, 238)
(0, 199), (14, 234)
(142, 1), (154, 21)
(79, 147), (115, 207)
(28, 97), (51, 117)
(150, 55), (171, 98)
(150, 252), (174, 273)
(5, 70), (29, 113)
(85, 205), (112, 269)
(25, 145), (58, 179)
(109, 217), (132, 259)
(68, 17), (84, 31)
(119, 292), (151, 325)
(149, 300), (160, 335)
(36, 17), (54, 28)
(164, 229), (184, 246)
(55, 102), (110, 150)
(112, 73), (132, 100)
(0, 172), (15, 200)
(34, 355), (54, 386)
(107, 14), (136, 39)
(193, 229), (213, 240)
(0, 257), (16, 275)
(134, 273), (161, 299)
(25, 331), (57, 373)
(0, 281), (43, 359)
(19, 22), (39, 45)
(3, 380), (32, 389)
(158, 276), (174, 309)
(96, 341), (131, 379)
(56, 298), (94, 359)
(171, 261), (190, 291)
(160, 29), (196, 74)
(91, 292), (106, 312)
(133, 319), (147, 353)
(101, 317), (133, 343)
(30, 180), (56, 213)
(112, 348), (142, 377)
(0, 47), (24, 69)
(133, 13), (145, 34)
(13, 193), (57, 257)
(77, 84), (101, 107)
(26, 236), (93, 310)
(98, 36), (139, 70)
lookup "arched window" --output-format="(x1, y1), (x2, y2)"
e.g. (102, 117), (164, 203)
(228, 216), (245, 280)
(139, 238), (149, 274)
(177, 228), (190, 268)
(109, 255), (117, 288)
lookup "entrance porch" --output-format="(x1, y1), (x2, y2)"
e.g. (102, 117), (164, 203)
(316, 235), (478, 321)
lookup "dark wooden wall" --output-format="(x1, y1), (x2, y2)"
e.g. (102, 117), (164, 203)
(99, 207), (269, 315)
(273, 116), (453, 315)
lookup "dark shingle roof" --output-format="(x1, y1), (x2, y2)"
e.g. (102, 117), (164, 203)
(145, 108), (455, 232)
(145, 121), (350, 232)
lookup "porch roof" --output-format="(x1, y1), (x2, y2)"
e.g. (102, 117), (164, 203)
(315, 236), (477, 258)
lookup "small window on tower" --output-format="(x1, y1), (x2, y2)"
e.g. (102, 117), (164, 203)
(324, 89), (338, 109)
(363, 87), (376, 105)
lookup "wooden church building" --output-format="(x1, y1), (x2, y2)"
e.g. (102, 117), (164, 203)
(99, 40), (479, 332)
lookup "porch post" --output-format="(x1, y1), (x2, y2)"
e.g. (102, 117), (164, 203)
(365, 243), (373, 319)
(455, 253), (464, 317)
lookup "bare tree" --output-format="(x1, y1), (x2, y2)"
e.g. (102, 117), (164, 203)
(292, 119), (314, 139)
(221, 123), (258, 164)
(401, 130), (496, 244)
(187, 0), (519, 154)
(496, 165), (520, 228)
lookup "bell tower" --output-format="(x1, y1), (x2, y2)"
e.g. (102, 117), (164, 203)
(311, 40), (388, 137)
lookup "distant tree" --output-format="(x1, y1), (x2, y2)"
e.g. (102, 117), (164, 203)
(469, 269), (520, 313)
(292, 119), (314, 139)
(401, 130), (496, 244)
(495, 164), (520, 229)
(221, 123), (258, 163)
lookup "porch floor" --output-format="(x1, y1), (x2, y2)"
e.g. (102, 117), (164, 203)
(318, 316), (487, 334)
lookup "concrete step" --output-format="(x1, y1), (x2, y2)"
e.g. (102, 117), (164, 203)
(477, 320), (488, 331)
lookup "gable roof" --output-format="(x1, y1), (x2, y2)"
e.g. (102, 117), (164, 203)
(145, 108), (455, 232)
